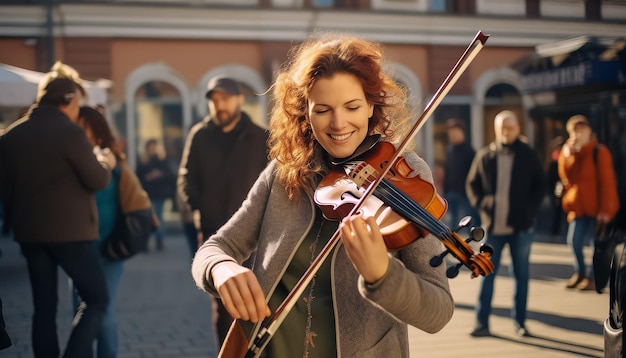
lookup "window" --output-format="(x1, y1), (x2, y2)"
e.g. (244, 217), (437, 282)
(430, 0), (446, 11)
(313, 0), (333, 7)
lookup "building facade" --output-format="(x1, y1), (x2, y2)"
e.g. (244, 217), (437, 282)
(1, 0), (625, 228)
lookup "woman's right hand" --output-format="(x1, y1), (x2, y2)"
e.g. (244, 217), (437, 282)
(211, 261), (271, 323)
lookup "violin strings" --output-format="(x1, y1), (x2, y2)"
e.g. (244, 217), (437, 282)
(375, 179), (458, 246)
(376, 179), (447, 234)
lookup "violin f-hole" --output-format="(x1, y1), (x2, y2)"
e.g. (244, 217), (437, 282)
(378, 160), (396, 177)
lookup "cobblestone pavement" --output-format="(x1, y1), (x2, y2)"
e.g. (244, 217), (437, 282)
(0, 231), (606, 357)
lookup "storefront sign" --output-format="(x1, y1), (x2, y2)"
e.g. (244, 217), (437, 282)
(521, 61), (624, 94)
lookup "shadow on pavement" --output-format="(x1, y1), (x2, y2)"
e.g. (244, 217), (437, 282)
(456, 303), (603, 336)
(463, 261), (594, 282)
(484, 333), (603, 358)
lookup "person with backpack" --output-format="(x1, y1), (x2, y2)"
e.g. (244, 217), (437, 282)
(559, 114), (620, 292)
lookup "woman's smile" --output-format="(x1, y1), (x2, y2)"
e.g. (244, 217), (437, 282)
(329, 132), (354, 142)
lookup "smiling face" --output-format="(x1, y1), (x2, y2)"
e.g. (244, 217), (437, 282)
(307, 72), (374, 159)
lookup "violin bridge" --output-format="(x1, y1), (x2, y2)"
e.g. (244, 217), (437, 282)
(344, 161), (379, 189)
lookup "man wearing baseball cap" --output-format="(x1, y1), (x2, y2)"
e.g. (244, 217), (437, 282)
(204, 76), (245, 132)
(178, 76), (268, 349)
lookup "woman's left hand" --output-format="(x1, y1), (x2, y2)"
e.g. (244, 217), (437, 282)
(340, 214), (390, 284)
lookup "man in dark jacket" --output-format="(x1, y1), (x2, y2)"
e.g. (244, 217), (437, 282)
(0, 77), (115, 357)
(443, 118), (480, 231)
(466, 110), (546, 338)
(178, 76), (268, 349)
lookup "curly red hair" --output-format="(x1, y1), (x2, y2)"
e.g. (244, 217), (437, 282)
(268, 33), (412, 199)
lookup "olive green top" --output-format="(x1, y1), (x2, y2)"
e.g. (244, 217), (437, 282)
(264, 210), (338, 358)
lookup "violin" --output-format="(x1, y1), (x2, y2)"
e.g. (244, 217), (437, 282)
(315, 137), (494, 278)
(316, 137), (444, 250)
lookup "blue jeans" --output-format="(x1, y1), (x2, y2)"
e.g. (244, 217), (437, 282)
(566, 216), (596, 279)
(20, 241), (109, 358)
(151, 198), (166, 246)
(71, 258), (124, 358)
(475, 231), (533, 329)
(444, 192), (481, 233)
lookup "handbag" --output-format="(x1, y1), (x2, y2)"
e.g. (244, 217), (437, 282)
(594, 222), (622, 293)
(102, 160), (159, 261)
(102, 207), (155, 260)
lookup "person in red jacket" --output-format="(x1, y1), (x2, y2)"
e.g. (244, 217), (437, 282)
(559, 115), (620, 291)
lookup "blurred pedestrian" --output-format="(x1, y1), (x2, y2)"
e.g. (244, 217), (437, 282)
(547, 136), (566, 242)
(0, 75), (114, 357)
(559, 115), (620, 291)
(178, 76), (268, 349)
(443, 118), (480, 231)
(69, 105), (130, 358)
(466, 110), (546, 338)
(137, 138), (175, 251)
(176, 190), (198, 260)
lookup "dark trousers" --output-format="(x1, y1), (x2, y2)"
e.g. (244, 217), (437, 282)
(183, 222), (198, 261)
(216, 299), (233, 346)
(20, 241), (109, 358)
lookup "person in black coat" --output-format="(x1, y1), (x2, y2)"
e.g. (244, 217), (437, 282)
(0, 76), (115, 358)
(466, 110), (546, 338)
(443, 118), (480, 231)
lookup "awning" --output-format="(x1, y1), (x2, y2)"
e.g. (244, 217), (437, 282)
(513, 36), (626, 94)
(0, 63), (110, 107)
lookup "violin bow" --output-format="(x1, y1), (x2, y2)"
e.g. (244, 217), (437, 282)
(243, 30), (490, 358)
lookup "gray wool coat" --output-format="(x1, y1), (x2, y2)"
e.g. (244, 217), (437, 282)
(192, 153), (454, 357)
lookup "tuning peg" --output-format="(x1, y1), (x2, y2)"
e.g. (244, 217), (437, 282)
(446, 263), (462, 278)
(453, 216), (472, 232)
(430, 250), (449, 267)
(480, 243), (494, 255)
(466, 226), (485, 243)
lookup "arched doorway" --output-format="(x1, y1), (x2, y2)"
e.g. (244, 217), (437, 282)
(483, 83), (524, 145)
(125, 63), (192, 232)
(472, 67), (526, 145)
(125, 63), (192, 170)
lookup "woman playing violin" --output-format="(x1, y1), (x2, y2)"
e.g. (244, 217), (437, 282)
(191, 32), (454, 357)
